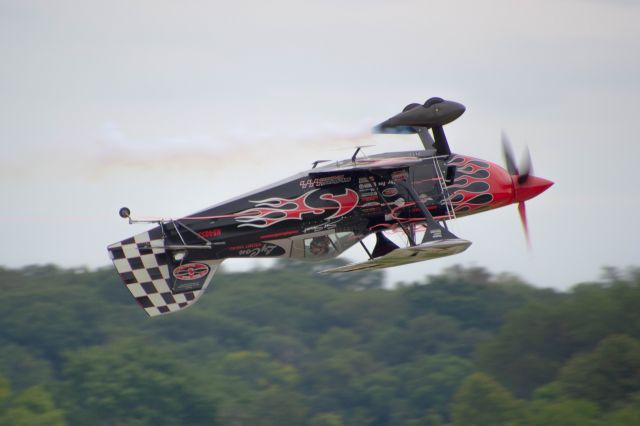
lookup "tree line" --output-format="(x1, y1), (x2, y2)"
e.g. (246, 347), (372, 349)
(0, 261), (639, 425)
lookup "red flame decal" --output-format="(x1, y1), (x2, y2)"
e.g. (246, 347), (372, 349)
(320, 189), (358, 219)
(235, 189), (359, 229)
(448, 155), (494, 213)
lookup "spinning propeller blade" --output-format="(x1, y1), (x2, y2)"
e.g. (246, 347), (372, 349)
(518, 146), (532, 185)
(501, 132), (553, 248)
(501, 131), (519, 176)
(518, 201), (530, 249)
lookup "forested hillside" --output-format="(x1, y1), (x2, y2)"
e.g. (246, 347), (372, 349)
(0, 262), (639, 426)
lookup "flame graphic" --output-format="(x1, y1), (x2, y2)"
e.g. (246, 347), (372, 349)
(447, 155), (494, 213)
(235, 189), (359, 229)
(320, 189), (358, 219)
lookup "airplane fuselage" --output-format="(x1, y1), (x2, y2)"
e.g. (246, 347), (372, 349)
(158, 152), (548, 263)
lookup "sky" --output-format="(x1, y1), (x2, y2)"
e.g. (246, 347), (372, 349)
(1, 0), (638, 289)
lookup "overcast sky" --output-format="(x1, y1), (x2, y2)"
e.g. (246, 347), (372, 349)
(1, 0), (638, 289)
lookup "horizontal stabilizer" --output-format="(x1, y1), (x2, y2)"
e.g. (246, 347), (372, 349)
(373, 98), (465, 134)
(319, 238), (471, 273)
(108, 229), (221, 317)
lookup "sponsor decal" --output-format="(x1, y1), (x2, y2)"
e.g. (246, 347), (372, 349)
(198, 228), (221, 238)
(360, 194), (378, 202)
(304, 217), (344, 233)
(359, 178), (390, 190)
(382, 187), (398, 197)
(391, 170), (409, 181)
(430, 229), (443, 239)
(259, 229), (299, 240)
(228, 242), (284, 257)
(361, 206), (382, 214)
(299, 175), (351, 189)
(173, 263), (210, 281)
(227, 242), (261, 251)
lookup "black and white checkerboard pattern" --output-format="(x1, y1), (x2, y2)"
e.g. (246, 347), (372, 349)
(108, 229), (218, 317)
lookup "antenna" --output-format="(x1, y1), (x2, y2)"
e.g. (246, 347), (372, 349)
(311, 160), (331, 169)
(351, 144), (375, 163)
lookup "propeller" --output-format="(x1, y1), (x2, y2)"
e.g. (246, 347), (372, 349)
(501, 132), (553, 248)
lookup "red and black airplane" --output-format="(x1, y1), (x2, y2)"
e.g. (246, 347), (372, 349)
(108, 97), (553, 316)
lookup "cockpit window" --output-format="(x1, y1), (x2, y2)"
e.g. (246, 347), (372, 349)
(411, 160), (446, 205)
(303, 232), (357, 259)
(308, 236), (333, 256)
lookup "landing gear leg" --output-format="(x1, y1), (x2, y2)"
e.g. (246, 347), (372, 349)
(395, 181), (460, 243)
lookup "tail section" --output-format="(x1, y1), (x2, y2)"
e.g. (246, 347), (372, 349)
(107, 228), (221, 317)
(372, 97), (466, 155)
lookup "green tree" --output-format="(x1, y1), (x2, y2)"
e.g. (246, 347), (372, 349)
(273, 259), (384, 290)
(309, 413), (344, 426)
(215, 386), (308, 426)
(4, 263), (640, 426)
(401, 265), (545, 331)
(315, 328), (361, 354)
(303, 348), (380, 420)
(0, 375), (10, 402)
(323, 290), (406, 335)
(59, 340), (217, 426)
(450, 372), (521, 426)
(477, 276), (640, 397)
(248, 386), (308, 426)
(524, 399), (600, 426)
(393, 355), (474, 421)
(0, 343), (53, 392)
(475, 301), (565, 397)
(0, 385), (66, 426)
(602, 394), (640, 426)
(219, 351), (299, 389)
(253, 334), (309, 365)
(558, 335), (640, 408)
(403, 313), (467, 356)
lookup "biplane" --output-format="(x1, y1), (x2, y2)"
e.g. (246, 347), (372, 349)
(108, 97), (552, 316)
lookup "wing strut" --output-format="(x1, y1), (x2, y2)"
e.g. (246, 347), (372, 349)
(320, 175), (471, 274)
(118, 208), (214, 251)
(394, 180), (459, 243)
(366, 175), (416, 246)
(415, 126), (450, 156)
(359, 240), (373, 260)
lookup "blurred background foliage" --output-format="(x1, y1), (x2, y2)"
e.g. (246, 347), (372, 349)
(0, 261), (639, 425)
